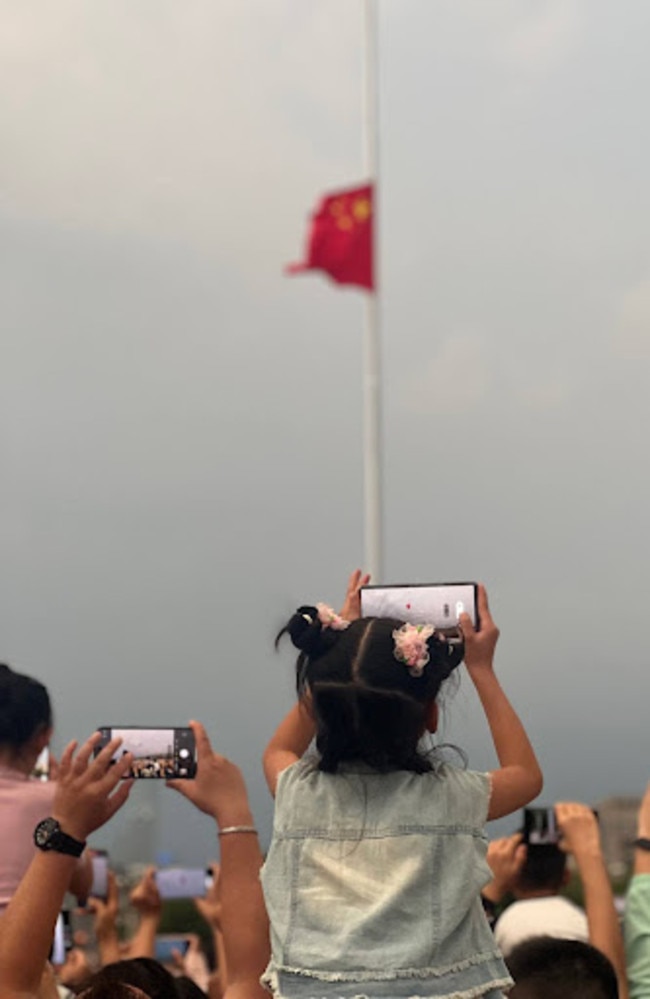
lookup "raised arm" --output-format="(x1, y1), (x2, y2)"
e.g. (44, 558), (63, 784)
(556, 802), (628, 999)
(0, 735), (132, 999)
(459, 585), (543, 821)
(625, 781), (650, 999)
(167, 721), (269, 999)
(262, 699), (315, 797)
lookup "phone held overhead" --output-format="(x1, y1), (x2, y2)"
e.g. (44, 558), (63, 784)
(94, 727), (197, 779)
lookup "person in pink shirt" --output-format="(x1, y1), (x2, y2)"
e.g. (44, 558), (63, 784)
(0, 663), (91, 913)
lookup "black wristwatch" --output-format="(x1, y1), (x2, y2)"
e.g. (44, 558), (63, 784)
(34, 817), (86, 857)
(633, 837), (650, 852)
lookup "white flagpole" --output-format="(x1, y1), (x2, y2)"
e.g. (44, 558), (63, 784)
(362, 0), (383, 581)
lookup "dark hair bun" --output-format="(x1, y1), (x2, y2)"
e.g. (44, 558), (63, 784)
(286, 606), (325, 654)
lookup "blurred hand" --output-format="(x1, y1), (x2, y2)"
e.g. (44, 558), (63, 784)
(339, 569), (371, 622)
(52, 734), (133, 842)
(129, 866), (162, 919)
(485, 833), (526, 900)
(195, 862), (222, 930)
(638, 781), (650, 838)
(459, 584), (499, 671)
(86, 870), (120, 940)
(167, 721), (254, 829)
(556, 802), (602, 859)
(57, 947), (91, 989)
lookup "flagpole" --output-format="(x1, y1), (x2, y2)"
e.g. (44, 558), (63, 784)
(362, 0), (383, 581)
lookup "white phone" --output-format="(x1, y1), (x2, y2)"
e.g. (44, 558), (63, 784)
(155, 867), (208, 900)
(360, 582), (478, 633)
(90, 851), (109, 900)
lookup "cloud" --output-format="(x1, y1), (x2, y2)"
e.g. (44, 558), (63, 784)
(498, 1), (585, 71)
(0, 1), (362, 264)
(401, 333), (491, 415)
(614, 275), (650, 359)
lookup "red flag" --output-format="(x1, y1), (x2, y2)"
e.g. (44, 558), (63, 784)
(286, 183), (374, 291)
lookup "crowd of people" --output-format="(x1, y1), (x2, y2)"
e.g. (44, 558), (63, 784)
(1, 572), (649, 999)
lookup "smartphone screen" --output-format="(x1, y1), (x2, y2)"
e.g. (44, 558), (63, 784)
(31, 747), (49, 782)
(49, 911), (72, 965)
(94, 727), (197, 779)
(523, 807), (559, 845)
(155, 867), (208, 900)
(360, 582), (478, 633)
(155, 936), (191, 963)
(90, 851), (109, 899)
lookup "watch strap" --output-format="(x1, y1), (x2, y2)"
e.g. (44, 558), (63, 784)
(34, 818), (86, 857)
(633, 837), (650, 852)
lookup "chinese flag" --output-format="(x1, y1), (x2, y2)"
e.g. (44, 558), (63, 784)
(286, 183), (374, 291)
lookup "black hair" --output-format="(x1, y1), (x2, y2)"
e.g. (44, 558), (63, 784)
(0, 663), (52, 750)
(507, 937), (618, 999)
(517, 844), (567, 893)
(276, 609), (463, 773)
(80, 958), (199, 999)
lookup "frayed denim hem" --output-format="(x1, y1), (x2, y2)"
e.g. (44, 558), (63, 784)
(262, 957), (512, 999)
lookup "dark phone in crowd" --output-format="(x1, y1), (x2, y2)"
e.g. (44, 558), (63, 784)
(94, 727), (197, 779)
(360, 582), (478, 639)
(49, 911), (72, 965)
(523, 807), (560, 845)
(523, 806), (600, 846)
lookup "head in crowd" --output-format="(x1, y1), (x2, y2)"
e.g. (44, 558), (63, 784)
(516, 843), (568, 895)
(277, 607), (463, 773)
(506, 937), (618, 999)
(0, 663), (52, 767)
(78, 958), (195, 999)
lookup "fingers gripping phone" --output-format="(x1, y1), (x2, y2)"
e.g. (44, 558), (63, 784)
(360, 582), (478, 638)
(95, 727), (197, 779)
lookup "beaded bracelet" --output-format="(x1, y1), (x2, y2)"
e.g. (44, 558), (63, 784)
(218, 825), (258, 836)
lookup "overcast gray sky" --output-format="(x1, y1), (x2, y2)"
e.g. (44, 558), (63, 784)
(2, 0), (650, 864)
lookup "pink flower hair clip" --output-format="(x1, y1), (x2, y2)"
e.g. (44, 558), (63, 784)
(392, 623), (435, 677)
(316, 603), (351, 632)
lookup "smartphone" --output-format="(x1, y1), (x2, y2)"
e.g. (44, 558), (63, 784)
(50, 911), (72, 965)
(360, 582), (478, 636)
(523, 807), (560, 846)
(155, 867), (208, 900)
(155, 935), (191, 963)
(95, 727), (197, 779)
(31, 747), (50, 782)
(90, 850), (109, 900)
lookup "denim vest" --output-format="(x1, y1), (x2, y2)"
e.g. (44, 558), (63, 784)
(261, 758), (511, 999)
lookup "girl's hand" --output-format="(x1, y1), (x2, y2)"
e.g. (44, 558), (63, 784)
(459, 584), (499, 670)
(167, 721), (254, 828)
(339, 569), (371, 622)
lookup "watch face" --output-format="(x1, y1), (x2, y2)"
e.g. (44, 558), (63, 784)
(35, 817), (59, 848)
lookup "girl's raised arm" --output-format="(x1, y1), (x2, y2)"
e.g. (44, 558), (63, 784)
(263, 700), (316, 797)
(459, 585), (543, 821)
